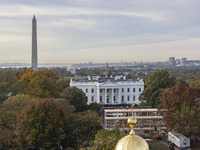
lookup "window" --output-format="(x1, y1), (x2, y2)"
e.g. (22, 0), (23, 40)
(107, 89), (109, 93)
(127, 88), (130, 92)
(91, 89), (94, 93)
(100, 89), (102, 93)
(139, 88), (141, 92)
(100, 96), (102, 102)
(127, 96), (130, 101)
(91, 96), (94, 101)
(122, 96), (124, 102)
(133, 88), (135, 92)
(86, 89), (88, 93)
(114, 89), (116, 93)
(133, 95), (135, 101)
(114, 96), (116, 101)
(122, 88), (124, 92)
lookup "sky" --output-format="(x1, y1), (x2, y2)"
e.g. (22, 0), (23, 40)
(0, 0), (200, 63)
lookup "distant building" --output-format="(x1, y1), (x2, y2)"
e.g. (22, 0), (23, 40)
(181, 57), (187, 65)
(67, 65), (76, 74)
(70, 76), (144, 105)
(175, 59), (181, 65)
(169, 57), (175, 66)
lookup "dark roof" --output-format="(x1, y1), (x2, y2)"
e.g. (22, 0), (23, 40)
(74, 77), (141, 83)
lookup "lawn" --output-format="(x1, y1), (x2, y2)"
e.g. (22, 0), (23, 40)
(147, 140), (169, 150)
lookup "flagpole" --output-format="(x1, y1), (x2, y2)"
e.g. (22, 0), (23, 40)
(106, 63), (108, 77)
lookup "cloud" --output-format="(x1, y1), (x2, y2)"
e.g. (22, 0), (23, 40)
(0, 0), (200, 63)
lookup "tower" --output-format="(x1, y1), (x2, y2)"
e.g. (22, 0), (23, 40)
(32, 15), (38, 71)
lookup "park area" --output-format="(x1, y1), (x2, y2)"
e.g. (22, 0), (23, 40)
(147, 140), (200, 150)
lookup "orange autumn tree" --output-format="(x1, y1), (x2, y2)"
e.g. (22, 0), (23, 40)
(17, 99), (67, 149)
(19, 68), (61, 98)
(158, 84), (200, 139)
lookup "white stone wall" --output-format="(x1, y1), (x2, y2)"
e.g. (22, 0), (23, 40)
(70, 78), (144, 105)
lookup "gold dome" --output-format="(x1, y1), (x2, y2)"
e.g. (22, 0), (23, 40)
(115, 134), (149, 150)
(115, 116), (149, 150)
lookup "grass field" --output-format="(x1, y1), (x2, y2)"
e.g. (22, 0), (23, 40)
(148, 140), (200, 150)
(147, 140), (169, 150)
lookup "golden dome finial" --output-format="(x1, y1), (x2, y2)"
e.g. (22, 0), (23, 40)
(128, 103), (137, 135)
(115, 103), (149, 150)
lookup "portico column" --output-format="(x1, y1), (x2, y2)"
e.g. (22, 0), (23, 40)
(104, 88), (107, 104)
(111, 88), (114, 105)
(118, 88), (121, 104)
(97, 87), (100, 104)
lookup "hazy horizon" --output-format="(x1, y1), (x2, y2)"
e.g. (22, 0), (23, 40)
(1, 0), (200, 63)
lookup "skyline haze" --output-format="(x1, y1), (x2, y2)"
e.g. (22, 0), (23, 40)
(0, 0), (200, 63)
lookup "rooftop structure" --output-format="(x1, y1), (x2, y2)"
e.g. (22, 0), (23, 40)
(103, 107), (166, 136)
(70, 76), (144, 105)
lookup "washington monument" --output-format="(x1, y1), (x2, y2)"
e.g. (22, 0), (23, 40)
(32, 15), (38, 71)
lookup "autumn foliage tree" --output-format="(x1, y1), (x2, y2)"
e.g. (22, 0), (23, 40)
(0, 125), (21, 150)
(158, 84), (200, 139)
(17, 99), (67, 149)
(0, 94), (35, 130)
(0, 69), (18, 102)
(88, 128), (124, 150)
(64, 112), (102, 149)
(19, 68), (61, 98)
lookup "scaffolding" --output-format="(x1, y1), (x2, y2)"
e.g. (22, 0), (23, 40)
(103, 108), (167, 137)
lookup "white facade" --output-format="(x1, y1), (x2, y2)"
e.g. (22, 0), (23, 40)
(70, 76), (144, 105)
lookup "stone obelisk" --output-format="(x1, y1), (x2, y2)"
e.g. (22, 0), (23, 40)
(32, 15), (38, 71)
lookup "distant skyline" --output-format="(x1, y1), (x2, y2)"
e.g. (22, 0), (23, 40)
(0, 0), (200, 63)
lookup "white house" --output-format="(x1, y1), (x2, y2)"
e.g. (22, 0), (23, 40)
(70, 76), (144, 105)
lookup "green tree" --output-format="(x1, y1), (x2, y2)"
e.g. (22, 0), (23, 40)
(64, 112), (102, 149)
(158, 84), (200, 140)
(88, 102), (103, 115)
(0, 94), (35, 130)
(52, 98), (75, 115)
(20, 68), (61, 98)
(0, 69), (18, 102)
(17, 99), (67, 149)
(145, 70), (175, 88)
(140, 70), (176, 107)
(88, 128), (124, 150)
(172, 106), (200, 140)
(57, 78), (70, 91)
(61, 87), (87, 112)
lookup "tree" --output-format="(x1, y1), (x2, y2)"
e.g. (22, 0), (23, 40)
(0, 69), (18, 103)
(145, 70), (175, 88)
(158, 84), (200, 139)
(0, 94), (35, 130)
(0, 125), (21, 150)
(61, 87), (87, 112)
(140, 70), (176, 107)
(52, 98), (75, 115)
(189, 80), (200, 89)
(64, 112), (102, 149)
(19, 68), (61, 98)
(88, 102), (103, 115)
(17, 99), (67, 149)
(57, 78), (70, 91)
(88, 128), (124, 150)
